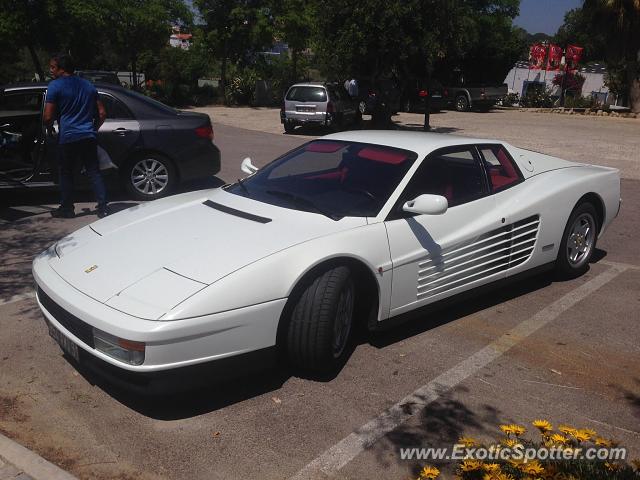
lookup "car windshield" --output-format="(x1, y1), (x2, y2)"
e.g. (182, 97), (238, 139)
(225, 140), (418, 219)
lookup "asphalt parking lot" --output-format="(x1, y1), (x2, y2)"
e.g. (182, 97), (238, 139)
(0, 110), (639, 480)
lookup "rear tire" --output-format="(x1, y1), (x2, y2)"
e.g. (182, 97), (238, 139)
(555, 202), (598, 278)
(286, 266), (355, 372)
(455, 94), (470, 112)
(123, 153), (176, 201)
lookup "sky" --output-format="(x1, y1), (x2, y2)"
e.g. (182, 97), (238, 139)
(514, 0), (583, 35)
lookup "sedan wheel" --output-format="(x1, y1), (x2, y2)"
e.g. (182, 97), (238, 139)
(124, 155), (176, 200)
(556, 202), (598, 278)
(455, 94), (470, 112)
(286, 266), (355, 372)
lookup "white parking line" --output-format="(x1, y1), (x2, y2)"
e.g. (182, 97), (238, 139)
(290, 264), (628, 479)
(0, 291), (35, 307)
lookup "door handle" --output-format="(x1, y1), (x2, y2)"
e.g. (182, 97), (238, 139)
(112, 128), (130, 135)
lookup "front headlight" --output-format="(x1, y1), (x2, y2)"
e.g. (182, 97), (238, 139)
(93, 328), (145, 365)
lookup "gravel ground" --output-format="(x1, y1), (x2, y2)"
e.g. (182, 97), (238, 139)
(194, 106), (640, 180)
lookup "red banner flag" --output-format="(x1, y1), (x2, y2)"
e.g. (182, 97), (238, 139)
(529, 43), (547, 69)
(566, 44), (584, 71)
(546, 44), (563, 70)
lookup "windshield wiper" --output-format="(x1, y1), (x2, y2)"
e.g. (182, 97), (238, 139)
(236, 177), (250, 195)
(265, 189), (341, 221)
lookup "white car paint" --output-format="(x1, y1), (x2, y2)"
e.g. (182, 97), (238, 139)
(33, 131), (621, 374)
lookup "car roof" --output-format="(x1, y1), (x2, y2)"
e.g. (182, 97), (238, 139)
(1, 81), (124, 93)
(289, 82), (326, 88)
(322, 130), (504, 157)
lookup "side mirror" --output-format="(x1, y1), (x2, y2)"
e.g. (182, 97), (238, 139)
(241, 156), (259, 175)
(402, 194), (448, 215)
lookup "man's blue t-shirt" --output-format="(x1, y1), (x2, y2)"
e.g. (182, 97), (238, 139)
(45, 76), (98, 144)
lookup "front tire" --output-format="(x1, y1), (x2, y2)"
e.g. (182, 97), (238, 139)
(284, 122), (295, 133)
(286, 266), (355, 372)
(556, 202), (598, 278)
(123, 153), (176, 201)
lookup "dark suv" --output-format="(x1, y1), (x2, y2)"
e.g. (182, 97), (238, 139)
(0, 83), (220, 200)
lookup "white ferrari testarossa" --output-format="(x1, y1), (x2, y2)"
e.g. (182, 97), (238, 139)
(33, 131), (621, 380)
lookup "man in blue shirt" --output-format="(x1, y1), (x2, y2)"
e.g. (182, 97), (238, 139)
(43, 53), (109, 218)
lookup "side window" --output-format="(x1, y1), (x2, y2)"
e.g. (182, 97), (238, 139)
(480, 145), (522, 192)
(390, 146), (487, 219)
(98, 93), (133, 120)
(0, 92), (43, 116)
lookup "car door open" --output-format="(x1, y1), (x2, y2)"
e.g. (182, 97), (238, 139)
(0, 89), (46, 184)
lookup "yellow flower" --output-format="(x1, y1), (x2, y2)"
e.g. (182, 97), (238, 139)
(483, 473), (513, 480)
(581, 428), (596, 437)
(558, 425), (577, 436)
(483, 463), (501, 473)
(519, 460), (545, 475)
(631, 459), (640, 471)
(458, 436), (478, 447)
(532, 419), (553, 432)
(502, 438), (519, 448)
(499, 424), (526, 436)
(459, 459), (483, 472)
(605, 462), (621, 471)
(550, 433), (569, 445)
(572, 430), (592, 442)
(594, 437), (612, 447)
(419, 465), (440, 479)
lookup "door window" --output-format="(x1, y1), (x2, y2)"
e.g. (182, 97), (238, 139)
(390, 146), (487, 219)
(98, 93), (133, 119)
(479, 145), (522, 192)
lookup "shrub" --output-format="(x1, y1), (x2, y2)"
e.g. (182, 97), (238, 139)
(520, 88), (556, 108)
(502, 93), (520, 107)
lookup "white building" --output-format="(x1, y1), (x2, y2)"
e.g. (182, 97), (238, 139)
(503, 61), (615, 104)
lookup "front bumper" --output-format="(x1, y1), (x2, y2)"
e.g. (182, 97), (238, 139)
(33, 251), (286, 374)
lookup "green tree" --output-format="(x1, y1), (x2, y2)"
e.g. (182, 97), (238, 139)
(582, 0), (640, 112)
(194, 0), (273, 103)
(554, 7), (606, 62)
(270, 0), (314, 82)
(312, 0), (522, 127)
(0, 0), (62, 79)
(102, 0), (192, 89)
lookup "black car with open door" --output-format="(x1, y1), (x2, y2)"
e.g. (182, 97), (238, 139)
(0, 83), (221, 200)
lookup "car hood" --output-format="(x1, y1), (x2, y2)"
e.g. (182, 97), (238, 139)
(49, 189), (366, 318)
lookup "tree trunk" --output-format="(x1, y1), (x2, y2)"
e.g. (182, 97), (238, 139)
(291, 48), (298, 83)
(27, 42), (44, 81)
(131, 53), (138, 91)
(630, 56), (640, 114)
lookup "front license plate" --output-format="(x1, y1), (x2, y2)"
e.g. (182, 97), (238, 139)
(46, 320), (79, 362)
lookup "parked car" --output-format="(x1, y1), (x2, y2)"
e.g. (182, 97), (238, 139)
(400, 79), (447, 113)
(356, 78), (402, 116)
(76, 70), (121, 86)
(442, 71), (508, 111)
(33, 131), (620, 388)
(0, 82), (220, 200)
(280, 82), (360, 133)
